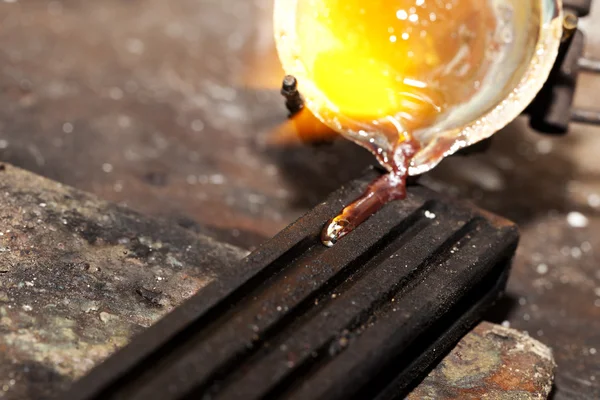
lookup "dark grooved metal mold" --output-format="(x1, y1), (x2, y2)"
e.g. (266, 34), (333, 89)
(63, 169), (519, 400)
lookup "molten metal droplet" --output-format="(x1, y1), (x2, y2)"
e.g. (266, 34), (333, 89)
(321, 168), (413, 246)
(321, 216), (350, 247)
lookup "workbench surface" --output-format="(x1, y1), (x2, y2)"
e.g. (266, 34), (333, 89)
(0, 1), (599, 398)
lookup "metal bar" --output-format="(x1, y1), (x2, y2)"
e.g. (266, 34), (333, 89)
(578, 57), (600, 73)
(563, 0), (593, 17)
(572, 108), (600, 125)
(62, 169), (519, 400)
(281, 75), (304, 116)
(527, 29), (585, 134)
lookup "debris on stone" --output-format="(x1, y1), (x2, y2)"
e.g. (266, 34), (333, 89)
(99, 312), (118, 324)
(136, 286), (166, 307)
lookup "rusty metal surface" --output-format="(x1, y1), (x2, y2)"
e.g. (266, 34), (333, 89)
(0, 163), (246, 399)
(407, 322), (556, 400)
(0, 0), (599, 399)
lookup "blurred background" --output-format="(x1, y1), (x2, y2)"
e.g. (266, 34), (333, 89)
(0, 0), (599, 398)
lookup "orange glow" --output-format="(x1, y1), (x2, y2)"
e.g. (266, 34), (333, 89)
(265, 108), (339, 147)
(294, 0), (496, 131)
